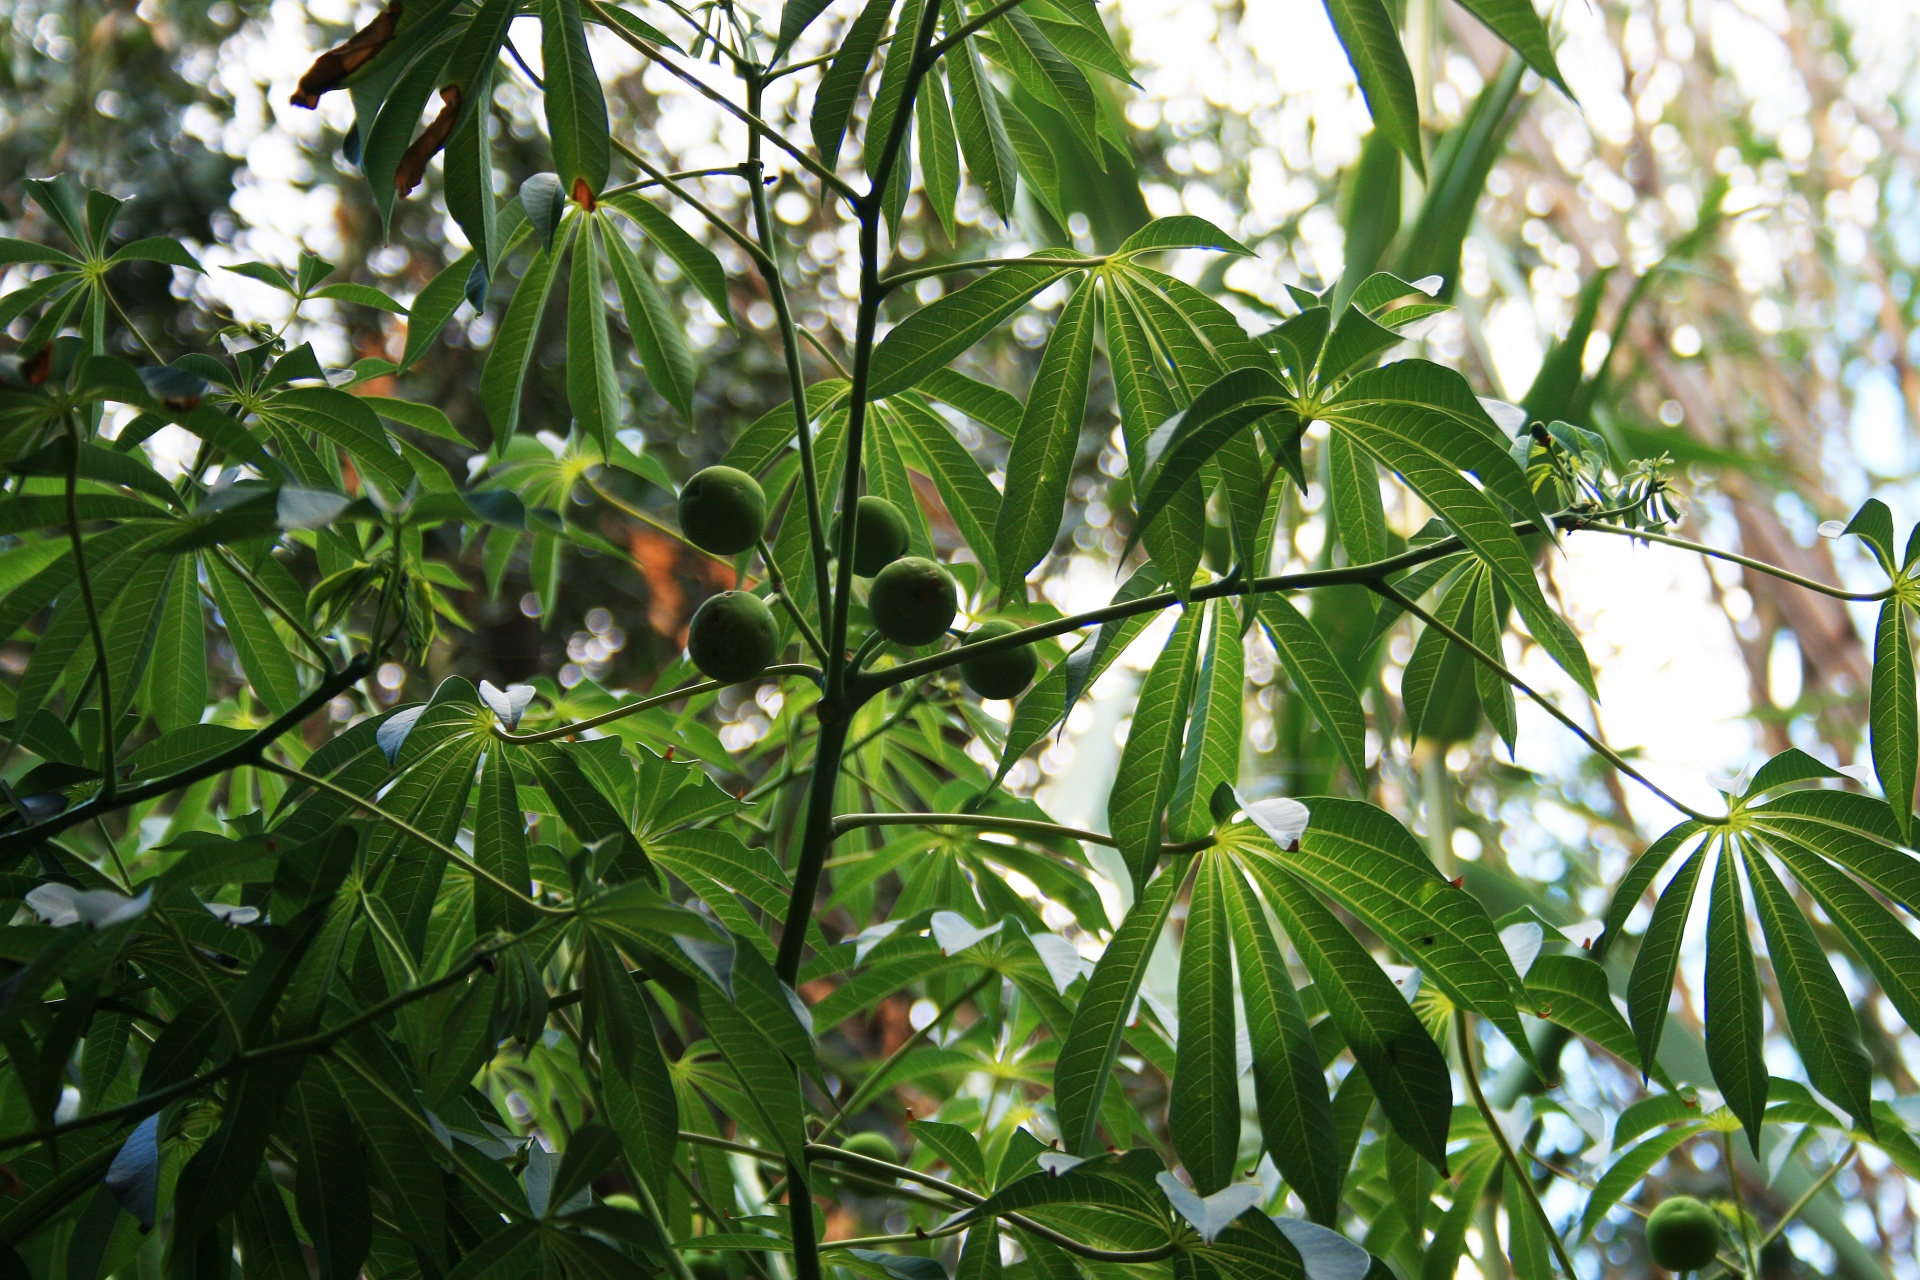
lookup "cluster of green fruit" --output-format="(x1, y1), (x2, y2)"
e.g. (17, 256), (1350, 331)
(675, 468), (1037, 699)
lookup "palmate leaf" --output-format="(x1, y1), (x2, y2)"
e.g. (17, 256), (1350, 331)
(1741, 846), (1876, 1131)
(542, 0), (610, 199)
(1170, 852), (1239, 1193)
(603, 215), (698, 421)
(1870, 597), (1915, 838)
(1451, 0), (1567, 94)
(1107, 606), (1203, 888)
(1221, 865), (1344, 1224)
(1251, 798), (1536, 1065)
(995, 277), (1099, 599)
(1625, 842), (1708, 1076)
(1703, 844), (1768, 1154)
(1054, 867), (1181, 1156)
(812, 0), (897, 169)
(1236, 855), (1451, 1172)
(1394, 57), (1524, 296)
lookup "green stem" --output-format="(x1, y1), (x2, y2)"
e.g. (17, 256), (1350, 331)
(1755, 1143), (1854, 1251)
(64, 414), (116, 805)
(923, 0), (1032, 60)
(775, 716), (851, 983)
(493, 664), (822, 743)
(1457, 1014), (1578, 1280)
(1372, 580), (1713, 821)
(877, 254), (1106, 296)
(258, 761), (562, 915)
(1582, 522), (1894, 602)
(1721, 1129), (1760, 1280)
(815, 971), (993, 1141)
(830, 811), (1214, 853)
(581, 0), (860, 203)
(0, 655), (374, 855)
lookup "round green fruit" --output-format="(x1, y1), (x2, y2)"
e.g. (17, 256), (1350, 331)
(687, 591), (777, 683)
(868, 556), (957, 647)
(685, 1250), (729, 1280)
(1645, 1196), (1720, 1272)
(960, 620), (1038, 700)
(840, 1131), (899, 1164)
(832, 496), (910, 576)
(678, 466), (767, 556)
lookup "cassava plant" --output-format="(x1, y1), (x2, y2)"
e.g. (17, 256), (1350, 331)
(0, 1), (1916, 1278)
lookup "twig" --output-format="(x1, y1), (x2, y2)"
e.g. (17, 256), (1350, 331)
(1458, 1015), (1579, 1279)
(492, 664), (822, 743)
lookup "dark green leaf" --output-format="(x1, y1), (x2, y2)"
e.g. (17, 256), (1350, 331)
(995, 278), (1098, 599)
(543, 0), (611, 199)
(1107, 606), (1202, 887)
(1703, 846), (1767, 1153)
(1870, 598), (1914, 839)
(1320, 0), (1423, 178)
(869, 252), (1088, 400)
(1625, 843), (1707, 1075)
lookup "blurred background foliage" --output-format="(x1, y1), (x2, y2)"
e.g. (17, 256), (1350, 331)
(6, 0), (1920, 1274)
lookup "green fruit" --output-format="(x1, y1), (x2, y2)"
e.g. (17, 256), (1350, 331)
(687, 591), (777, 683)
(960, 619), (1038, 700)
(685, 1250), (729, 1280)
(868, 556), (957, 647)
(1645, 1196), (1720, 1272)
(840, 1131), (899, 1164)
(679, 466), (767, 556)
(832, 496), (911, 576)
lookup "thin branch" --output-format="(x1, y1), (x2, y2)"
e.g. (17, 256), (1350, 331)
(1371, 580), (1714, 821)
(1458, 1015), (1579, 1280)
(492, 663), (822, 744)
(257, 760), (563, 915)
(585, 475), (756, 584)
(609, 136), (775, 272)
(815, 971), (993, 1141)
(0, 655), (374, 855)
(602, 165), (759, 200)
(581, 0), (860, 203)
(760, 537), (829, 662)
(924, 0), (1031, 61)
(1582, 522), (1894, 602)
(878, 255), (1106, 296)
(830, 812), (1214, 854)
(1756, 1144), (1855, 1251)
(0, 931), (534, 1154)
(64, 414), (115, 804)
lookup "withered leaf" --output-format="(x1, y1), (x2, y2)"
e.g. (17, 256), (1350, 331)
(394, 85), (464, 197)
(291, 1), (404, 109)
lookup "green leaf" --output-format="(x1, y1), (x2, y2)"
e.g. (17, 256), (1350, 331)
(605, 194), (733, 324)
(920, 368), (1023, 437)
(1451, 0), (1567, 92)
(1222, 865), (1343, 1223)
(1523, 954), (1644, 1075)
(945, 34), (1019, 221)
(400, 249), (482, 371)
(542, 0), (610, 199)
(1325, 429), (1388, 570)
(147, 555), (207, 733)
(1054, 868), (1180, 1155)
(918, 63), (962, 238)
(291, 1082), (372, 1280)
(204, 555), (303, 716)
(1168, 599), (1244, 841)
(1578, 1123), (1704, 1239)
(1521, 268), (1611, 426)
(603, 215), (698, 421)
(868, 251), (1088, 400)
(568, 219), (620, 450)
(995, 278), (1098, 599)
(475, 747), (535, 937)
(0, 238), (80, 267)
(1625, 843), (1707, 1075)
(482, 218), (575, 445)
(1170, 853), (1239, 1193)
(1253, 593), (1367, 782)
(1741, 847), (1875, 1131)
(266, 385), (412, 500)
(812, 0), (897, 169)
(988, 10), (1100, 155)
(324, 1055), (447, 1274)
(776, 0), (836, 58)
(1259, 798), (1535, 1060)
(1243, 859), (1451, 1172)
(1115, 216), (1252, 258)
(1468, 571), (1516, 750)
(1333, 135), (1403, 310)
(1130, 366), (1293, 554)
(364, 394), (465, 443)
(1393, 57), (1524, 296)
(890, 393), (1001, 581)
(1871, 598), (1915, 839)
(1107, 606), (1202, 888)
(1753, 827), (1920, 1039)
(1419, 1150), (1496, 1280)
(1703, 846), (1767, 1154)
(310, 282), (407, 313)
(107, 237), (203, 272)
(1320, 0), (1424, 178)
